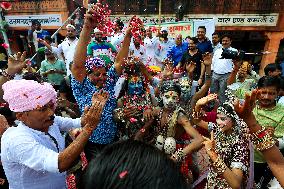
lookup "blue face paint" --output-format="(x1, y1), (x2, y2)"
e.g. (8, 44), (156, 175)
(128, 78), (144, 95)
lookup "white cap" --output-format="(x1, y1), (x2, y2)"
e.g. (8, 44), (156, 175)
(93, 28), (102, 33)
(66, 24), (76, 30)
(161, 27), (168, 32)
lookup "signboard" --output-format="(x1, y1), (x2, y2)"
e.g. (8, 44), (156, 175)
(145, 21), (194, 38)
(188, 14), (279, 27)
(5, 14), (62, 27)
(111, 13), (278, 27)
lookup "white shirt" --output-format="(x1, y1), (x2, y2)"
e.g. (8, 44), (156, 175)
(1, 116), (81, 189)
(111, 32), (125, 51)
(279, 96), (284, 106)
(212, 47), (237, 74)
(144, 36), (159, 66)
(212, 42), (222, 54)
(129, 44), (146, 64)
(51, 38), (79, 76)
(156, 39), (175, 68)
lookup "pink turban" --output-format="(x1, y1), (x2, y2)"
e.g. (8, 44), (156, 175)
(2, 79), (57, 112)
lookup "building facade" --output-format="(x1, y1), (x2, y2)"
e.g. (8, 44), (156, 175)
(2, 0), (284, 74)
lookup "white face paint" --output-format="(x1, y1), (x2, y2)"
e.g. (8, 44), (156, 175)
(162, 91), (179, 109)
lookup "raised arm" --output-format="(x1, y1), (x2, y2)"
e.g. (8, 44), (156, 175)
(191, 53), (212, 109)
(192, 94), (217, 130)
(235, 90), (284, 187)
(71, 9), (98, 82)
(203, 132), (245, 189)
(58, 91), (108, 172)
(0, 52), (28, 102)
(227, 60), (240, 85)
(114, 26), (132, 75)
(173, 114), (203, 159)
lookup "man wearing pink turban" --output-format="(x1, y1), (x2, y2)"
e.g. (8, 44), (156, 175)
(0, 79), (108, 189)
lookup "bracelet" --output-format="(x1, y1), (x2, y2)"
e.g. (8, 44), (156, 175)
(172, 148), (185, 162)
(114, 108), (125, 122)
(212, 156), (227, 175)
(251, 126), (275, 151)
(0, 69), (14, 80)
(192, 108), (204, 119)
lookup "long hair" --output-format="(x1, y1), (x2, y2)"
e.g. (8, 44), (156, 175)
(83, 140), (190, 189)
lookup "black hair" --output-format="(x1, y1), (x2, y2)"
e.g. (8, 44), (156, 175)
(44, 35), (53, 43)
(115, 19), (124, 31)
(264, 63), (282, 76)
(22, 72), (44, 83)
(221, 33), (232, 41)
(31, 20), (40, 26)
(83, 140), (189, 189)
(257, 76), (280, 91)
(185, 36), (191, 40)
(198, 26), (206, 32)
(189, 37), (198, 44)
(212, 32), (219, 37)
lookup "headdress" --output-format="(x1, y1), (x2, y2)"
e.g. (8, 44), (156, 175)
(66, 24), (76, 30)
(160, 80), (181, 96)
(85, 57), (106, 72)
(2, 79), (57, 112)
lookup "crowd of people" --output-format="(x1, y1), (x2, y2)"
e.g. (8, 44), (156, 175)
(0, 4), (284, 189)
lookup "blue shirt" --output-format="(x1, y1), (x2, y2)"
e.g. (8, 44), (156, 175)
(71, 66), (119, 144)
(197, 39), (213, 54)
(167, 42), (188, 67)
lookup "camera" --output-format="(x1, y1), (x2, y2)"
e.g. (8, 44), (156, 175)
(220, 48), (245, 60)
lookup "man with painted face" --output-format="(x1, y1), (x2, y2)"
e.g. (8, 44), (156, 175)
(150, 79), (203, 180)
(71, 9), (132, 161)
(253, 76), (284, 188)
(114, 60), (155, 141)
(39, 24), (79, 76)
(87, 28), (117, 68)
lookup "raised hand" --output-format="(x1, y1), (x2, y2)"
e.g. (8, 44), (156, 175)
(196, 93), (218, 107)
(162, 63), (173, 79)
(202, 131), (216, 154)
(234, 89), (258, 122)
(143, 108), (153, 121)
(185, 61), (196, 73)
(202, 53), (212, 66)
(7, 52), (28, 76)
(82, 91), (109, 130)
(83, 5), (100, 29)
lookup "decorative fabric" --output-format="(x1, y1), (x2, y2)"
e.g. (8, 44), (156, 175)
(85, 57), (106, 72)
(2, 79), (57, 112)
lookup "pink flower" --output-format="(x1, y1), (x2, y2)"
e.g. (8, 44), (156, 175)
(1, 43), (9, 49)
(119, 170), (128, 179)
(129, 117), (137, 123)
(0, 2), (12, 10)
